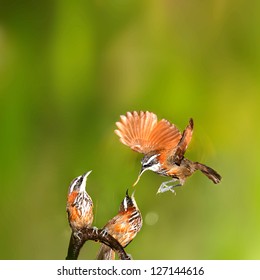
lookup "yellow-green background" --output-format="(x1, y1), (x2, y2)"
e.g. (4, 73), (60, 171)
(0, 0), (259, 259)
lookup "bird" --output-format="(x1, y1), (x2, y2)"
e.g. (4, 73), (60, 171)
(66, 171), (94, 237)
(97, 190), (142, 260)
(115, 111), (221, 193)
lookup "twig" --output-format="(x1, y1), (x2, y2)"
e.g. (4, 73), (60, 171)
(66, 227), (131, 260)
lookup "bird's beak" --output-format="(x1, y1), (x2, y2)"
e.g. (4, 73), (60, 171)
(133, 167), (145, 186)
(133, 174), (141, 186)
(84, 170), (92, 178)
(80, 170), (92, 191)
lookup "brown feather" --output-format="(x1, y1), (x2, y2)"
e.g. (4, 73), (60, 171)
(115, 111), (182, 154)
(169, 118), (194, 165)
(148, 119), (181, 151)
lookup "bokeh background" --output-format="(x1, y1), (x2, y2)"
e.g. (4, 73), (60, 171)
(0, 0), (259, 259)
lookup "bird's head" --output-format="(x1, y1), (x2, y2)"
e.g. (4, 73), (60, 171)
(133, 153), (161, 186)
(68, 170), (92, 194)
(119, 189), (138, 212)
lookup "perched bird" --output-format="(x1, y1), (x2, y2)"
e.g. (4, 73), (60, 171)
(97, 190), (142, 260)
(66, 171), (94, 236)
(115, 111), (221, 193)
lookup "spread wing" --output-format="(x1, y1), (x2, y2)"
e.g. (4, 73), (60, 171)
(171, 118), (193, 165)
(115, 111), (182, 154)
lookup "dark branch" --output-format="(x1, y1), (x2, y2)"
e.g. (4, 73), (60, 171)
(66, 233), (85, 260)
(66, 227), (131, 260)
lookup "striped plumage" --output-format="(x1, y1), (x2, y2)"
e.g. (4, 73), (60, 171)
(66, 171), (94, 232)
(115, 111), (221, 193)
(97, 190), (142, 260)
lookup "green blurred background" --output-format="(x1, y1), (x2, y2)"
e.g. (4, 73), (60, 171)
(0, 0), (259, 259)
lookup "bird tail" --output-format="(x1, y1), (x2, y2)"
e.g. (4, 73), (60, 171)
(194, 162), (221, 184)
(96, 244), (115, 260)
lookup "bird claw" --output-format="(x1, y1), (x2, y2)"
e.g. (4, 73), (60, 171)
(92, 226), (98, 235)
(100, 228), (108, 237)
(73, 230), (82, 240)
(157, 179), (181, 194)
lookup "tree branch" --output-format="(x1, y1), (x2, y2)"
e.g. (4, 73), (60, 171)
(66, 227), (131, 260)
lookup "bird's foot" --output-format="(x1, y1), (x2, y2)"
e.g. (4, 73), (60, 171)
(73, 230), (83, 240)
(157, 179), (181, 194)
(92, 226), (99, 235)
(100, 228), (108, 237)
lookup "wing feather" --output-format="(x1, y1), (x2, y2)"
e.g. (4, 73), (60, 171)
(170, 118), (194, 164)
(148, 119), (182, 151)
(115, 111), (182, 154)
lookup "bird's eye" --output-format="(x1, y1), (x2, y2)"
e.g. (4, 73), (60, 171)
(75, 177), (82, 186)
(142, 154), (158, 168)
(144, 159), (157, 168)
(143, 161), (153, 168)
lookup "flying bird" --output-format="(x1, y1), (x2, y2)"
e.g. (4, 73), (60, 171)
(115, 111), (221, 193)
